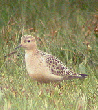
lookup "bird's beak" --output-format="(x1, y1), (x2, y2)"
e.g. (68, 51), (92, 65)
(15, 44), (22, 49)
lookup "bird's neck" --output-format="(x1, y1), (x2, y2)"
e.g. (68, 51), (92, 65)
(25, 48), (38, 55)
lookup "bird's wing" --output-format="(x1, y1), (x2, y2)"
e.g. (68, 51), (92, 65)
(46, 55), (76, 76)
(39, 50), (77, 76)
(39, 50), (87, 79)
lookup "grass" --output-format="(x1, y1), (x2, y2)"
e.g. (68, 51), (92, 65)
(0, 0), (98, 110)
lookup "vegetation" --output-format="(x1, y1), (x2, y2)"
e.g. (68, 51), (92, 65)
(0, 0), (97, 110)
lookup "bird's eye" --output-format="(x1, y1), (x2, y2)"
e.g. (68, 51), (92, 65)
(27, 40), (30, 43)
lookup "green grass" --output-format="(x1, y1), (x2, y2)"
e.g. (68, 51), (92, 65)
(0, 0), (98, 110)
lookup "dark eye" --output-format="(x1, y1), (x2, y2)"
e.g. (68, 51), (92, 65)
(27, 40), (30, 43)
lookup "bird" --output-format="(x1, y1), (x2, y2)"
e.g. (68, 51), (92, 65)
(16, 35), (87, 83)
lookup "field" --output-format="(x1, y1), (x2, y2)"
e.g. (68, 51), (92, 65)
(0, 0), (98, 110)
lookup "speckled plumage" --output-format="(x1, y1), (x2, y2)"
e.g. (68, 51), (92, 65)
(19, 35), (87, 83)
(39, 50), (74, 76)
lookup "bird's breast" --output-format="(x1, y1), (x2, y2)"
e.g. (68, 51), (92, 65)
(25, 53), (51, 75)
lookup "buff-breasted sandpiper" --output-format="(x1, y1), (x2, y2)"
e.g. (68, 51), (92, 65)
(16, 35), (87, 83)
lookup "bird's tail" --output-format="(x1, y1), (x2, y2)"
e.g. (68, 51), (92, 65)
(63, 74), (88, 80)
(79, 74), (88, 78)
